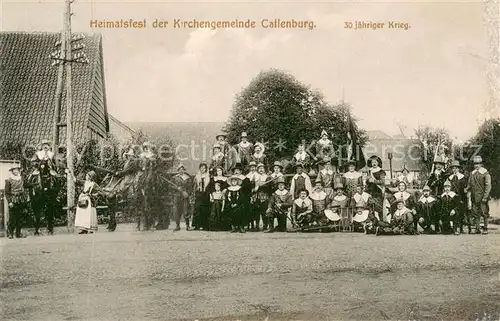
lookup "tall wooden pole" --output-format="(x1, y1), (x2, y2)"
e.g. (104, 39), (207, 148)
(65, 0), (76, 230)
(51, 39), (65, 152)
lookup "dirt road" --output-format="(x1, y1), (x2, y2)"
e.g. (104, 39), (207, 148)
(1, 224), (499, 321)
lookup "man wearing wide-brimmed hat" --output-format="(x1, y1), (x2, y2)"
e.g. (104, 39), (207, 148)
(467, 155), (491, 234)
(4, 164), (29, 239)
(447, 160), (469, 233)
(415, 185), (438, 233)
(172, 163), (193, 231)
(428, 155), (448, 196)
(236, 132), (253, 168)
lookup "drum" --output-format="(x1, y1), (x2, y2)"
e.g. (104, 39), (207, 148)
(324, 209), (340, 221)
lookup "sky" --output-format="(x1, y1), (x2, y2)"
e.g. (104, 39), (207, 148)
(1, 0), (493, 141)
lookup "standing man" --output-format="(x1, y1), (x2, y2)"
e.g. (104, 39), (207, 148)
(253, 163), (272, 231)
(428, 156), (447, 197)
(467, 156), (491, 235)
(447, 160), (469, 233)
(172, 163), (193, 231)
(236, 132), (253, 169)
(4, 165), (29, 239)
(289, 163), (313, 199)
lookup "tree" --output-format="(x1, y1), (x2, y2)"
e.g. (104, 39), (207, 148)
(470, 118), (500, 200)
(414, 125), (454, 173)
(224, 69), (367, 164)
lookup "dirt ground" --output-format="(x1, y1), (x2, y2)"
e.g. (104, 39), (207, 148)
(1, 224), (499, 321)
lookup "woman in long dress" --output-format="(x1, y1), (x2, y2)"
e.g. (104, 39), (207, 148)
(73, 170), (101, 234)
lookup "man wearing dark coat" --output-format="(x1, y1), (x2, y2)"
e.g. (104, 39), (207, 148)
(266, 176), (293, 232)
(447, 160), (469, 233)
(439, 180), (460, 235)
(415, 185), (438, 233)
(467, 155), (492, 234)
(427, 156), (448, 197)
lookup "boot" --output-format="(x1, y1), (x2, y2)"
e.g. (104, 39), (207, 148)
(174, 225), (181, 232)
(185, 219), (191, 231)
(482, 220), (488, 235)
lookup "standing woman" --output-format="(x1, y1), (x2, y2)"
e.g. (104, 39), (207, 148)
(72, 170), (101, 234)
(192, 163), (211, 230)
(227, 175), (246, 233)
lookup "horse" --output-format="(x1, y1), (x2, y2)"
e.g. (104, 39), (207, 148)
(27, 158), (63, 235)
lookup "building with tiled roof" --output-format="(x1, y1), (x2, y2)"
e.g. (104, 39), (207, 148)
(0, 31), (110, 149)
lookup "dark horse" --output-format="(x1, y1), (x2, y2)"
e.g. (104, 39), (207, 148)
(27, 159), (63, 235)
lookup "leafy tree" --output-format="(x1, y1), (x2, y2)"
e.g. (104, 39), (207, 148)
(470, 118), (500, 200)
(414, 126), (454, 173)
(224, 69), (367, 164)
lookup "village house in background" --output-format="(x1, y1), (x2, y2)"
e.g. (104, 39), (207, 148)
(0, 31), (133, 150)
(362, 132), (422, 188)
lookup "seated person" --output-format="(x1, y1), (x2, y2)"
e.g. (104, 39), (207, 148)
(377, 199), (415, 235)
(292, 189), (314, 227)
(364, 211), (380, 235)
(309, 179), (330, 225)
(352, 202), (370, 232)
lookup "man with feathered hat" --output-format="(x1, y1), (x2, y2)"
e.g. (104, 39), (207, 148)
(466, 155), (491, 234)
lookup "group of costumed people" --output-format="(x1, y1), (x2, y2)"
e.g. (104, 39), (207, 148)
(4, 131), (493, 238)
(3, 139), (161, 238)
(166, 132), (492, 235)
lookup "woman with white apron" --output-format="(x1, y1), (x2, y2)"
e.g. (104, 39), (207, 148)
(71, 170), (100, 234)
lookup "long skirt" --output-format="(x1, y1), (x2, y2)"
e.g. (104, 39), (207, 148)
(75, 195), (98, 231)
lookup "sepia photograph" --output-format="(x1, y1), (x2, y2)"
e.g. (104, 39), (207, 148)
(0, 0), (499, 320)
